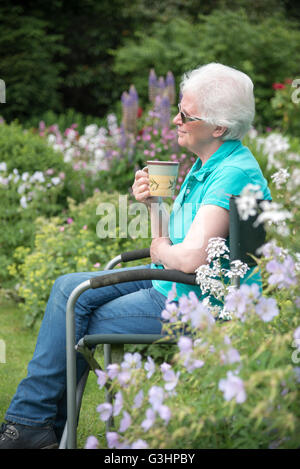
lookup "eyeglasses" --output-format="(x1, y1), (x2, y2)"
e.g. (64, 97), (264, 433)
(177, 103), (204, 123)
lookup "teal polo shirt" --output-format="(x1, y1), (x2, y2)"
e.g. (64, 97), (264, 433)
(151, 140), (271, 301)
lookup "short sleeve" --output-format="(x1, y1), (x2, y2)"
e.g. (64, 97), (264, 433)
(200, 166), (251, 211)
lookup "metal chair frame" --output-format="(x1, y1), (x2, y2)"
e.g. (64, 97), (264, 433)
(59, 196), (266, 448)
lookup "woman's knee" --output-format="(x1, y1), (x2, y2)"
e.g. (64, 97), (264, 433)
(51, 272), (86, 300)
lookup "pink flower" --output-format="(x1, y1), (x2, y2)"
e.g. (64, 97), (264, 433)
(83, 224), (88, 230)
(93, 262), (101, 268)
(67, 218), (73, 224)
(59, 226), (65, 232)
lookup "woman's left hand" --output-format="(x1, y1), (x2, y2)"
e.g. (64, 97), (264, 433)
(150, 237), (172, 266)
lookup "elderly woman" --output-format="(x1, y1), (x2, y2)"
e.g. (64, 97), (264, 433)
(0, 63), (270, 449)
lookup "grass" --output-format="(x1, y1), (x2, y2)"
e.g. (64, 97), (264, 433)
(0, 294), (107, 448)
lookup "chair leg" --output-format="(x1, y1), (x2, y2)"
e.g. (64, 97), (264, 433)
(59, 367), (90, 449)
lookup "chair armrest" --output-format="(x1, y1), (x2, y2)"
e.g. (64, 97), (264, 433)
(120, 248), (150, 263)
(90, 268), (196, 289)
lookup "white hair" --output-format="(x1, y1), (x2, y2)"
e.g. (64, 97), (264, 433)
(180, 63), (255, 141)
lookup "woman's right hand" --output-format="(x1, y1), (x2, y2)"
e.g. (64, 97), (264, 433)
(132, 167), (157, 206)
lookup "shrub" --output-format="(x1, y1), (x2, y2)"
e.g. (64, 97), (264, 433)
(0, 121), (104, 285)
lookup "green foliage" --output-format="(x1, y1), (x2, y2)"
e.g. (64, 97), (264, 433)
(0, 121), (67, 173)
(271, 80), (300, 136)
(0, 121), (104, 286)
(8, 191), (151, 326)
(113, 10), (300, 129)
(0, 5), (66, 122)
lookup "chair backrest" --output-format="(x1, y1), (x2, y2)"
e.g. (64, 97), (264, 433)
(229, 195), (267, 267)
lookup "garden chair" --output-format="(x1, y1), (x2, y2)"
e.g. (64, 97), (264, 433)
(59, 195), (266, 449)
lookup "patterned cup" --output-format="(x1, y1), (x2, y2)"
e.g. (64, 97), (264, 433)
(147, 160), (179, 197)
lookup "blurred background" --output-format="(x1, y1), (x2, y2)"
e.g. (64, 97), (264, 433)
(1, 0), (300, 130)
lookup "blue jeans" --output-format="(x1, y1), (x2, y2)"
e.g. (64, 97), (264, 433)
(5, 265), (168, 438)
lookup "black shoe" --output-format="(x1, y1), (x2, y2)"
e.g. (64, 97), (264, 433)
(0, 422), (58, 449)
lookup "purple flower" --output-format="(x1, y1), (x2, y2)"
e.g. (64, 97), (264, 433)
(84, 435), (99, 449)
(160, 363), (180, 391)
(121, 352), (142, 370)
(144, 356), (155, 379)
(255, 297), (279, 322)
(161, 302), (179, 322)
(106, 432), (119, 449)
(294, 326), (300, 342)
(131, 439), (149, 449)
(166, 283), (177, 303)
(190, 302), (215, 330)
(178, 291), (199, 322)
(95, 369), (107, 389)
(266, 255), (297, 289)
(148, 386), (164, 411)
(113, 391), (123, 416)
(178, 336), (193, 353)
(133, 390), (144, 409)
(119, 411), (132, 433)
(141, 408), (156, 431)
(107, 363), (120, 379)
(218, 371), (247, 404)
(224, 284), (260, 321)
(117, 369), (132, 387)
(97, 403), (112, 422)
(220, 347), (241, 365)
(157, 404), (171, 424)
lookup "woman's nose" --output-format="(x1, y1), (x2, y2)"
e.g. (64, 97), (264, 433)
(173, 111), (182, 125)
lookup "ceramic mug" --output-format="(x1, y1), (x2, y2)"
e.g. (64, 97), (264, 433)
(147, 160), (179, 197)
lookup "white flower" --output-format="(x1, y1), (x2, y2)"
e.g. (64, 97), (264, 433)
(0, 162), (7, 172)
(84, 124), (98, 138)
(226, 260), (249, 279)
(47, 134), (56, 145)
(21, 172), (29, 182)
(205, 237), (230, 263)
(236, 184), (263, 220)
(271, 167), (290, 189)
(51, 177), (61, 186)
(31, 171), (45, 183)
(254, 201), (292, 227)
(20, 195), (28, 209)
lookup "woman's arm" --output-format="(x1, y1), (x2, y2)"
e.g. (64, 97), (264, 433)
(150, 204), (229, 273)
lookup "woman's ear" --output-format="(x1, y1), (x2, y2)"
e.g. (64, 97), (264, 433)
(213, 126), (227, 138)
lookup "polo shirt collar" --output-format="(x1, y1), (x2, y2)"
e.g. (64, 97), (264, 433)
(191, 140), (242, 181)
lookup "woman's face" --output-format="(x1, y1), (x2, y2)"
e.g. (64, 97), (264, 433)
(173, 93), (218, 155)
